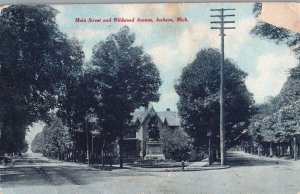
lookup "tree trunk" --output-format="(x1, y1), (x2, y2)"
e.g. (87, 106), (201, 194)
(251, 145), (254, 154)
(212, 149), (217, 162)
(208, 137), (212, 165)
(294, 137), (298, 161)
(119, 138), (123, 168)
(269, 142), (274, 157)
(264, 145), (268, 156)
(217, 146), (220, 159)
(258, 146), (262, 156)
(101, 143), (105, 167)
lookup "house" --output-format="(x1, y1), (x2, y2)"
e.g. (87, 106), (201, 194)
(122, 106), (180, 161)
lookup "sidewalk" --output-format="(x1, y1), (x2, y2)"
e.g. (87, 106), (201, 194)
(92, 159), (229, 172)
(86, 157), (233, 172)
(185, 159), (231, 171)
(184, 159), (208, 170)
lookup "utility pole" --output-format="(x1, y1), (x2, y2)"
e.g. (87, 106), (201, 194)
(85, 114), (90, 167)
(210, 8), (235, 166)
(91, 133), (94, 165)
(90, 129), (100, 165)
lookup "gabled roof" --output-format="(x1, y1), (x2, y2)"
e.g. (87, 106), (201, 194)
(132, 107), (145, 123)
(132, 106), (180, 127)
(132, 106), (156, 124)
(157, 111), (180, 127)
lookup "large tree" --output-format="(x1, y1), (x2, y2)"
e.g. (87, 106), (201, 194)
(0, 5), (84, 153)
(175, 48), (254, 149)
(89, 26), (161, 167)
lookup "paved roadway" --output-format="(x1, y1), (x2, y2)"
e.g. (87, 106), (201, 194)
(1, 151), (300, 194)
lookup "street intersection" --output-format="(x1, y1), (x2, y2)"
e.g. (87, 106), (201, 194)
(1, 151), (300, 194)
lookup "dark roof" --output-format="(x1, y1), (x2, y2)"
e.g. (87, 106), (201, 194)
(157, 111), (180, 126)
(132, 107), (145, 123)
(132, 107), (180, 127)
(132, 106), (155, 124)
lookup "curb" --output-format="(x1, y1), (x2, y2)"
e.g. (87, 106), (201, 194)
(184, 165), (231, 171)
(114, 163), (231, 172)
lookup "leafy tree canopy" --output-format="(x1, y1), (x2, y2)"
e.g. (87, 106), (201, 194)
(249, 4), (300, 144)
(89, 26), (161, 139)
(175, 48), (254, 148)
(31, 116), (73, 156)
(160, 126), (193, 161)
(89, 26), (162, 167)
(0, 5), (84, 153)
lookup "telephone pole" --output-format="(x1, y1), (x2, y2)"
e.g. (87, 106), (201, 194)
(85, 114), (90, 167)
(210, 8), (235, 166)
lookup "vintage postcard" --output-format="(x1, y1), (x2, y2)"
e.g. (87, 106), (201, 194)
(1, 2), (300, 194)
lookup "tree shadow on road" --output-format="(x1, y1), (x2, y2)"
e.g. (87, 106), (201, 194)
(227, 152), (291, 167)
(0, 165), (159, 187)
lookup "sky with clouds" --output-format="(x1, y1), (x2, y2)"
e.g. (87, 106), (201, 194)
(50, 3), (298, 111)
(1, 3), (297, 145)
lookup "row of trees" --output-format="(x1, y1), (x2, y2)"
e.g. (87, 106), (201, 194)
(0, 5), (83, 154)
(0, 5), (161, 168)
(245, 67), (300, 158)
(32, 114), (194, 162)
(31, 116), (73, 160)
(245, 3), (300, 159)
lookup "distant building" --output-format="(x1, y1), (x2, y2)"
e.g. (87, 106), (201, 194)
(122, 106), (180, 161)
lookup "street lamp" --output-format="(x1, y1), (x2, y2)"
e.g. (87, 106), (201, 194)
(85, 110), (98, 167)
(207, 130), (212, 165)
(90, 129), (100, 165)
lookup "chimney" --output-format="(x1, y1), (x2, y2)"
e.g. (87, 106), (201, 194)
(166, 108), (170, 111)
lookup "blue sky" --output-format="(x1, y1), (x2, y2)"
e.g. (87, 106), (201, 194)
(51, 3), (298, 112)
